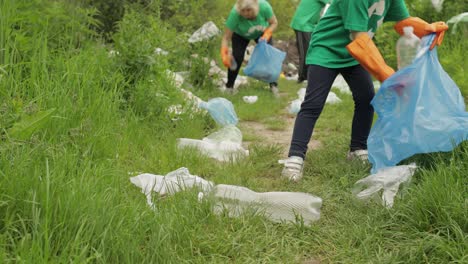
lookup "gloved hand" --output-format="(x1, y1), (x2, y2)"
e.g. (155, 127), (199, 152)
(395, 17), (448, 50)
(260, 28), (273, 41)
(220, 46), (231, 68)
(346, 33), (395, 82)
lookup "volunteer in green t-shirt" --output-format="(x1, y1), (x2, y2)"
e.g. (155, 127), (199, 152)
(220, 0), (278, 95)
(290, 0), (331, 83)
(280, 0), (448, 181)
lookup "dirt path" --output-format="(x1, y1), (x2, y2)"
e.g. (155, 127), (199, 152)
(240, 115), (322, 156)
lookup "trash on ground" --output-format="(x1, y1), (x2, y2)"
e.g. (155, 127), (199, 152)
(447, 12), (468, 33)
(166, 70), (186, 88)
(326, 91), (342, 104)
(243, 96), (258, 104)
(177, 125), (249, 161)
(368, 35), (468, 173)
(212, 184), (322, 225)
(188, 21), (220, 43)
(431, 0), (444, 12)
(288, 87), (341, 114)
(154, 47), (168, 55)
(130, 167), (214, 207)
(331, 74), (351, 94)
(199, 97), (238, 126)
(353, 163), (417, 208)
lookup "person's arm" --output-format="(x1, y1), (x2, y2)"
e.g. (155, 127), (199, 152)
(347, 31), (395, 82)
(261, 15), (277, 41)
(220, 28), (233, 68)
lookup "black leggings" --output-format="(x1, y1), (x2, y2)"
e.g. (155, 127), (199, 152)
(227, 32), (276, 88)
(294, 30), (312, 82)
(288, 64), (375, 158)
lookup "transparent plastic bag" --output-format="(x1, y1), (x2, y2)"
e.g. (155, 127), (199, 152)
(368, 35), (468, 173)
(243, 40), (286, 83)
(212, 184), (322, 225)
(199, 97), (238, 126)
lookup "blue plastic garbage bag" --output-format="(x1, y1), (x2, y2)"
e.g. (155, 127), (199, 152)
(199, 98), (238, 126)
(368, 34), (468, 173)
(243, 40), (286, 83)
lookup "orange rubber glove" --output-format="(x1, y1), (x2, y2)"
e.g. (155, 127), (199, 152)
(220, 46), (231, 68)
(346, 34), (395, 82)
(260, 28), (273, 41)
(395, 17), (448, 50)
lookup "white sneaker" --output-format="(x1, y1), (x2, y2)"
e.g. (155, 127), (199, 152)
(347, 149), (369, 162)
(278, 156), (304, 182)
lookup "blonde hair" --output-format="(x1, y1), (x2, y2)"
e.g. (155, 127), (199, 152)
(235, 0), (259, 14)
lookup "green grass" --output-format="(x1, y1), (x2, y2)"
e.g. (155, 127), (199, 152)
(1, 0), (467, 263)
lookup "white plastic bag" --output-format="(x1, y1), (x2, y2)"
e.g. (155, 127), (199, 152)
(188, 21), (220, 43)
(353, 163), (417, 207)
(212, 184), (322, 225)
(177, 125), (249, 161)
(242, 96), (258, 104)
(130, 167), (214, 207)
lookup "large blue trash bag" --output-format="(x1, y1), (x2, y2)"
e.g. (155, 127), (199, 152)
(199, 98), (238, 126)
(368, 34), (468, 173)
(243, 40), (286, 83)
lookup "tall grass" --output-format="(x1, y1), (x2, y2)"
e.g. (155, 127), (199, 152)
(1, 0), (467, 263)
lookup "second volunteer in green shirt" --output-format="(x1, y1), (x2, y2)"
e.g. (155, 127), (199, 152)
(220, 0), (279, 95)
(280, 0), (448, 181)
(290, 0), (331, 83)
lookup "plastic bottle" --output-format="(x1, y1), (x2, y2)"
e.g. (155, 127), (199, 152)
(396, 26), (422, 70)
(229, 57), (238, 71)
(212, 184), (322, 225)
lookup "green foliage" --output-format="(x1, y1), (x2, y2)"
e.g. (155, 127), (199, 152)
(8, 108), (56, 140)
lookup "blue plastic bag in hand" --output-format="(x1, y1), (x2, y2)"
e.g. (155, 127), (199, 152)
(199, 98), (238, 126)
(243, 40), (286, 83)
(368, 34), (468, 173)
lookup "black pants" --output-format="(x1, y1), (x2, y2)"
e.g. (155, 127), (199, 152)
(294, 30), (311, 82)
(226, 32), (277, 88)
(288, 64), (375, 158)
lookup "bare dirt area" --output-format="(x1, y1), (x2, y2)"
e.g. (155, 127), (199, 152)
(241, 115), (321, 156)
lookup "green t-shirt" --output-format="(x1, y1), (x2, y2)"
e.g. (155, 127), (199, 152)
(306, 0), (410, 68)
(290, 0), (331, 32)
(225, 0), (274, 40)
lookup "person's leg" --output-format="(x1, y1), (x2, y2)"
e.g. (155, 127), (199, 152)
(295, 30), (312, 83)
(340, 65), (375, 152)
(226, 33), (250, 89)
(288, 65), (338, 158)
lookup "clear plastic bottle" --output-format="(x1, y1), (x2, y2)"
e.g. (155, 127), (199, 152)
(212, 184), (322, 225)
(396, 26), (422, 70)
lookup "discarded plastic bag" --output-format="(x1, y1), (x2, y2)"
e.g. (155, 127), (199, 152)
(368, 35), (468, 173)
(242, 96), (258, 104)
(199, 97), (238, 126)
(188, 21), (220, 43)
(353, 163), (417, 207)
(178, 125), (248, 161)
(130, 167), (214, 207)
(326, 91), (342, 104)
(243, 40), (286, 83)
(212, 184), (322, 225)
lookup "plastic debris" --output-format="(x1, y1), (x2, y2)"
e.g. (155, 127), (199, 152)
(325, 91), (342, 104)
(447, 12), (468, 34)
(212, 184), (322, 225)
(242, 96), (258, 104)
(188, 21), (220, 43)
(199, 97), (238, 126)
(353, 163), (417, 207)
(177, 125), (249, 161)
(154, 47), (168, 55)
(130, 167), (214, 207)
(431, 0), (444, 12)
